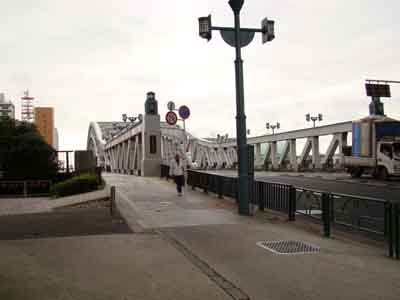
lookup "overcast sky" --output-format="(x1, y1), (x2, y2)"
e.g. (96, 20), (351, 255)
(1, 0), (400, 151)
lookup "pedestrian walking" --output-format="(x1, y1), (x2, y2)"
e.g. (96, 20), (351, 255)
(169, 154), (186, 196)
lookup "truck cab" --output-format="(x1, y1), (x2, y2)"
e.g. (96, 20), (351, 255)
(377, 141), (400, 178)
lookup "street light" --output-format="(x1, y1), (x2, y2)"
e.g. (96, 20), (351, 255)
(198, 15), (212, 41)
(306, 113), (323, 128)
(266, 122), (280, 134)
(217, 133), (229, 144)
(122, 113), (143, 123)
(198, 0), (276, 216)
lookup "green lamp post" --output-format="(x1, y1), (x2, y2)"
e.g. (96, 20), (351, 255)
(198, 0), (275, 215)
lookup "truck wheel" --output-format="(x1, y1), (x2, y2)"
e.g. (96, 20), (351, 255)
(378, 167), (389, 181)
(350, 167), (363, 178)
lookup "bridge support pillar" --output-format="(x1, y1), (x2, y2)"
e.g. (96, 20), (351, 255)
(270, 141), (278, 170)
(289, 139), (298, 171)
(311, 136), (321, 169)
(255, 143), (262, 167)
(337, 132), (348, 169)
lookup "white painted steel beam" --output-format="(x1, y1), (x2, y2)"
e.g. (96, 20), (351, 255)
(223, 121), (352, 147)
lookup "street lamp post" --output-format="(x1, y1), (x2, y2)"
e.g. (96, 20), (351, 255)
(198, 0), (275, 215)
(266, 122), (280, 134)
(306, 113), (323, 128)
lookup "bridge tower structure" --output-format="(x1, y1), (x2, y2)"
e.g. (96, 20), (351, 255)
(141, 92), (162, 176)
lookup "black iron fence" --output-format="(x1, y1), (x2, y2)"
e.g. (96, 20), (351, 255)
(0, 180), (52, 197)
(161, 164), (170, 179)
(185, 169), (400, 259)
(387, 203), (400, 259)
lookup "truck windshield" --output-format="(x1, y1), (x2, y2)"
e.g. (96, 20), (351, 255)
(394, 143), (400, 159)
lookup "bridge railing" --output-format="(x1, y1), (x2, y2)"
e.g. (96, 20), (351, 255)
(186, 170), (399, 259)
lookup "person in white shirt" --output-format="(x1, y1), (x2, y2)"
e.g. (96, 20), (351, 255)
(169, 154), (186, 196)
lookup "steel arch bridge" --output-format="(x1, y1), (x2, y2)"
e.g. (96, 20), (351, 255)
(87, 118), (351, 176)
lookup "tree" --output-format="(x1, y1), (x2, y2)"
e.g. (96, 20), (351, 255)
(0, 117), (58, 180)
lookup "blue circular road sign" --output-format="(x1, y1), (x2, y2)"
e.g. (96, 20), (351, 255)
(178, 105), (190, 120)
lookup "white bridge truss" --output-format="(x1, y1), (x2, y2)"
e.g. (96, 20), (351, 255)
(87, 118), (352, 174)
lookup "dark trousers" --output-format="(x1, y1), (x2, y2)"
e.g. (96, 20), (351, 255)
(174, 175), (185, 193)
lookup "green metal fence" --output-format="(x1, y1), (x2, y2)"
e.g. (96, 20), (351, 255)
(185, 169), (400, 259)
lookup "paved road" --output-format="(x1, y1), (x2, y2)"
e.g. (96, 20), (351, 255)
(202, 170), (400, 202)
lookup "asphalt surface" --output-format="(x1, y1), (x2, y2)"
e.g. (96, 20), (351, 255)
(258, 175), (400, 201)
(202, 170), (400, 202)
(0, 207), (131, 240)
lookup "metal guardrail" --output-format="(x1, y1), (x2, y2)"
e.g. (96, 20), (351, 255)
(185, 169), (400, 259)
(0, 180), (52, 197)
(161, 164), (170, 179)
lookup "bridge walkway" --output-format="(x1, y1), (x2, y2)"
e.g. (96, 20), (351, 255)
(104, 173), (400, 300)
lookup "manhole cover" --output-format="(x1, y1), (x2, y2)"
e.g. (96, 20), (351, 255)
(257, 240), (320, 255)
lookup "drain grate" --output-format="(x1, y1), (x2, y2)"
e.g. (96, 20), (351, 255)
(257, 240), (320, 255)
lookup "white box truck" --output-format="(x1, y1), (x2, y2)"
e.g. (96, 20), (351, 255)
(344, 116), (400, 180)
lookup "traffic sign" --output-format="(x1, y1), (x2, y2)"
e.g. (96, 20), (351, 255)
(167, 101), (176, 111)
(178, 105), (190, 119)
(165, 111), (178, 125)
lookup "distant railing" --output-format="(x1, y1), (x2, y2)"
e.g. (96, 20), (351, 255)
(185, 170), (400, 259)
(161, 164), (170, 179)
(0, 180), (52, 197)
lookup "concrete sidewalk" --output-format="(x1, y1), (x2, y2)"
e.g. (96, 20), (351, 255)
(0, 234), (231, 300)
(105, 173), (400, 300)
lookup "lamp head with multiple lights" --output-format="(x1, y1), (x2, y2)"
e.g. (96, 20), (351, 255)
(198, 15), (212, 41)
(262, 18), (275, 43)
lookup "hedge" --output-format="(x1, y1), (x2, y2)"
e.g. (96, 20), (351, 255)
(50, 173), (98, 197)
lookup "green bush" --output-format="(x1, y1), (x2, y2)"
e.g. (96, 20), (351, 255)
(0, 117), (58, 180)
(50, 173), (98, 197)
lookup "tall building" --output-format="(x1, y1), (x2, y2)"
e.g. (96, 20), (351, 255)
(0, 93), (15, 119)
(34, 107), (54, 147)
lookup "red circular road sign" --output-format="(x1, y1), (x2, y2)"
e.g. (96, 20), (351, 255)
(165, 111), (178, 125)
(178, 105), (190, 120)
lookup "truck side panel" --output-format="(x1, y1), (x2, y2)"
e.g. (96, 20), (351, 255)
(352, 122), (361, 156)
(360, 122), (372, 157)
(344, 156), (376, 168)
(375, 122), (400, 139)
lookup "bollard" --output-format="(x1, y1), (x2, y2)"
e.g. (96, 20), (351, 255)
(110, 186), (116, 216)
(322, 193), (331, 238)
